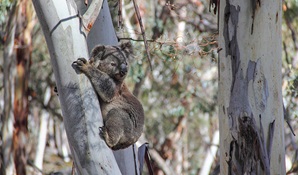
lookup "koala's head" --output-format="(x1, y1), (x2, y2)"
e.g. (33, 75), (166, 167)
(90, 42), (132, 82)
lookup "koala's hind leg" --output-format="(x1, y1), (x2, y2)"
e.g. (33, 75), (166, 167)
(100, 109), (127, 149)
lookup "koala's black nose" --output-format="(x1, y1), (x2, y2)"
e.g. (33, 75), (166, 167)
(120, 63), (128, 76)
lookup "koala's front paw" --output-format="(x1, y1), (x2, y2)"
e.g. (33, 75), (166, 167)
(72, 58), (89, 73)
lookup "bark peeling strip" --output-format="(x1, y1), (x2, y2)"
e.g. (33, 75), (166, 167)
(223, 0), (240, 93)
(223, 0), (273, 174)
(251, 0), (261, 34)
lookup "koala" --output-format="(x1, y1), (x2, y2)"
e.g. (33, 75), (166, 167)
(72, 42), (144, 150)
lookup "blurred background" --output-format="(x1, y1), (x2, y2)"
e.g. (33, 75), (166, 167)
(0, 0), (298, 174)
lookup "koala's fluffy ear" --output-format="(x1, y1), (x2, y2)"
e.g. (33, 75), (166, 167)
(91, 45), (106, 59)
(119, 42), (133, 58)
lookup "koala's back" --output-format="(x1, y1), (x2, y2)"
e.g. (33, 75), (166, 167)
(73, 43), (144, 150)
(100, 83), (144, 149)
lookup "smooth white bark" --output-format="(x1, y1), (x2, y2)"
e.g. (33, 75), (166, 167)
(34, 111), (49, 173)
(199, 130), (219, 175)
(32, 0), (121, 174)
(34, 88), (51, 172)
(218, 0), (285, 174)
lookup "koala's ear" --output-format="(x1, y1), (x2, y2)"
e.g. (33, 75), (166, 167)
(91, 45), (106, 59)
(119, 42), (133, 57)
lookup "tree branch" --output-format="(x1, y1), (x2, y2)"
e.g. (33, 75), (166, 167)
(80, 0), (104, 35)
(132, 0), (152, 70)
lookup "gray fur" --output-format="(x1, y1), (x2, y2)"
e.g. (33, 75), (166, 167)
(73, 43), (144, 150)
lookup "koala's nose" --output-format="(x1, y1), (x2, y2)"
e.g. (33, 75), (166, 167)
(120, 63), (128, 75)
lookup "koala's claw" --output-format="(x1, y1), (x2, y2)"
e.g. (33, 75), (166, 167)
(99, 126), (104, 138)
(77, 57), (87, 63)
(72, 58), (89, 73)
(73, 58), (87, 66)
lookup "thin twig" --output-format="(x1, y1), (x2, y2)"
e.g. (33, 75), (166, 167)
(132, 0), (153, 70)
(119, 37), (155, 42)
(118, 0), (123, 28)
(284, 104), (296, 136)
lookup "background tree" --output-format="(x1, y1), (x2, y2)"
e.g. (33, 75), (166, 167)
(218, 0), (285, 174)
(2, 1), (36, 174)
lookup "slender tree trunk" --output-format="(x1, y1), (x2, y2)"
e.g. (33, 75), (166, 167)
(13, 1), (35, 174)
(199, 130), (219, 175)
(2, 2), (17, 175)
(34, 110), (49, 174)
(1, 1), (36, 174)
(34, 87), (51, 173)
(218, 0), (285, 174)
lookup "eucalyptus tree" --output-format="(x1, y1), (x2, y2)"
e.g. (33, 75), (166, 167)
(218, 1), (285, 174)
(32, 0), (138, 174)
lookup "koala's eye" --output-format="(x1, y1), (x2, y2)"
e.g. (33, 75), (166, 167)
(111, 62), (116, 67)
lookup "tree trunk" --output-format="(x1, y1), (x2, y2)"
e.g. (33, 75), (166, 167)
(2, 2), (17, 175)
(32, 0), (121, 174)
(218, 0), (285, 174)
(13, 1), (35, 174)
(34, 110), (49, 174)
